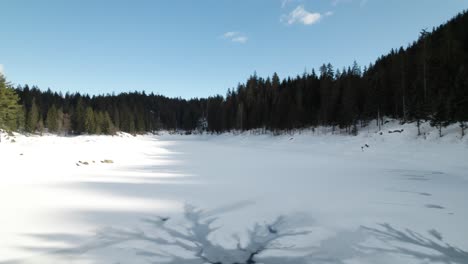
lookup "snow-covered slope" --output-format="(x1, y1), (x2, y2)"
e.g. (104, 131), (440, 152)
(0, 121), (467, 263)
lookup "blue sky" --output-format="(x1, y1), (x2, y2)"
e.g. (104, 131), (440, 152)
(1, 0), (467, 98)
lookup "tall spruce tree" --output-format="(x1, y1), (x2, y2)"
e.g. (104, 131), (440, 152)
(26, 98), (39, 133)
(16, 104), (26, 131)
(84, 106), (95, 134)
(0, 74), (21, 132)
(46, 105), (59, 132)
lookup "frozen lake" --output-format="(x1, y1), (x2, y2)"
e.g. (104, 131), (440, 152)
(1, 123), (468, 263)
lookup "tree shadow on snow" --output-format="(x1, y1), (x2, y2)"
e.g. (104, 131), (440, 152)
(5, 202), (367, 264)
(361, 223), (468, 264)
(5, 204), (468, 264)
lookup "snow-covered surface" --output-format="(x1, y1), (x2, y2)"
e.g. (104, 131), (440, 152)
(0, 121), (467, 263)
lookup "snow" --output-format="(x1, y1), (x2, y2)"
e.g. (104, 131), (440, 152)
(0, 120), (467, 263)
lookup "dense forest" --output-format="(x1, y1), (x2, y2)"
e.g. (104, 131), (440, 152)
(1, 11), (467, 136)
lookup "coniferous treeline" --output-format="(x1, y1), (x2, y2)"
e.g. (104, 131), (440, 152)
(11, 87), (208, 135)
(1, 11), (467, 136)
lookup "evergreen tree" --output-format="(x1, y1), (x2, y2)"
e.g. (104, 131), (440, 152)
(37, 115), (44, 135)
(454, 65), (468, 137)
(74, 98), (86, 133)
(102, 111), (116, 135)
(46, 104), (59, 132)
(26, 98), (39, 133)
(16, 104), (26, 131)
(0, 74), (21, 132)
(113, 107), (120, 130)
(57, 108), (65, 133)
(84, 106), (95, 134)
(94, 111), (103, 135)
(431, 100), (448, 137)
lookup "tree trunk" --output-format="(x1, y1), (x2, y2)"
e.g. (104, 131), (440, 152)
(461, 122), (466, 138)
(423, 36), (428, 101)
(417, 119), (421, 136)
(377, 109), (381, 131)
(402, 94), (407, 121)
(423, 59), (427, 101)
(401, 58), (407, 121)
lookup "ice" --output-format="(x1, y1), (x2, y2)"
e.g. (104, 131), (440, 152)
(0, 120), (467, 263)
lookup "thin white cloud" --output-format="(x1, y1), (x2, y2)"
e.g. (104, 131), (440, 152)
(332, 0), (368, 6)
(281, 6), (331, 25)
(232, 36), (248, 44)
(222, 32), (248, 44)
(223, 31), (239, 38)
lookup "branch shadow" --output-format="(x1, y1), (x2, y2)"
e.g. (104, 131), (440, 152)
(4, 203), (374, 264)
(361, 223), (468, 264)
(6, 205), (468, 264)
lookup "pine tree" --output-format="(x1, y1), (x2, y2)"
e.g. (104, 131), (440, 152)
(136, 110), (146, 132)
(84, 106), (95, 134)
(16, 104), (26, 131)
(46, 104), (59, 132)
(420, 29), (430, 101)
(454, 65), (468, 137)
(74, 98), (86, 133)
(0, 74), (21, 132)
(37, 115), (44, 135)
(113, 107), (120, 130)
(430, 100), (447, 137)
(94, 111), (103, 135)
(57, 108), (64, 134)
(102, 111), (116, 135)
(26, 98), (39, 133)
(63, 113), (72, 135)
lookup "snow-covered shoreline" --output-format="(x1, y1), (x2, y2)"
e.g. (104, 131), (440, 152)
(1, 120), (467, 263)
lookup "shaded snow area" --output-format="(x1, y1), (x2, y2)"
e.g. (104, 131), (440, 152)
(0, 120), (467, 264)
